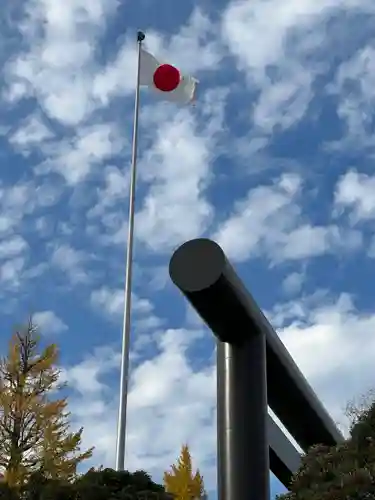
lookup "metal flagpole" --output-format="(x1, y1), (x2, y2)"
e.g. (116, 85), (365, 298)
(115, 29), (145, 471)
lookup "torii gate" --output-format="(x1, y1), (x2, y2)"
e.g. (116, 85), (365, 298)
(169, 238), (343, 500)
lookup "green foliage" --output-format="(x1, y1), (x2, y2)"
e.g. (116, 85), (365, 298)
(0, 481), (18, 500)
(0, 469), (172, 499)
(75, 467), (169, 499)
(277, 396), (375, 500)
(21, 472), (76, 500)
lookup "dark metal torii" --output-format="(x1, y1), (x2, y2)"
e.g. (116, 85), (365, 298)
(169, 238), (344, 500)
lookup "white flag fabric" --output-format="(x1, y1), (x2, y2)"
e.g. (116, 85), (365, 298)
(139, 48), (198, 104)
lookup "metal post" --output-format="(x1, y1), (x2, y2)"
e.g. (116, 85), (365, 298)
(115, 30), (145, 471)
(216, 338), (269, 500)
(170, 239), (269, 500)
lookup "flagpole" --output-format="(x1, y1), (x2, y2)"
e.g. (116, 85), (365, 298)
(115, 30), (145, 472)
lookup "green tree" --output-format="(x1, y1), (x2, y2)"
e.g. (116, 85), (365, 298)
(0, 469), (174, 499)
(277, 394), (375, 500)
(74, 468), (169, 499)
(0, 319), (93, 486)
(0, 481), (17, 500)
(163, 445), (206, 500)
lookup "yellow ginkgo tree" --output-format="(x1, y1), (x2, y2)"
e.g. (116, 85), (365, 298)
(164, 444), (206, 499)
(0, 318), (93, 486)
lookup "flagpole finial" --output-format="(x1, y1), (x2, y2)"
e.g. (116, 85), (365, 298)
(137, 31), (145, 43)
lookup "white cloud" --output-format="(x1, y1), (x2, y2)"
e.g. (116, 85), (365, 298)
(91, 287), (155, 317)
(4, 0), (119, 125)
(61, 346), (120, 395)
(88, 166), (129, 219)
(51, 244), (88, 284)
(91, 43), (136, 106)
(278, 224), (362, 260)
(37, 123), (123, 185)
(0, 257), (25, 287)
(0, 181), (56, 238)
(252, 66), (314, 132)
(367, 237), (375, 258)
(34, 310), (68, 334)
(135, 110), (215, 252)
(0, 234), (46, 298)
(86, 87), (228, 252)
(91, 287), (164, 335)
(142, 265), (170, 292)
(91, 287), (125, 317)
(213, 173), (362, 263)
(222, 0), (319, 80)
(274, 293), (375, 429)
(63, 328), (216, 488)
(0, 183), (35, 222)
(9, 113), (54, 153)
(334, 169), (375, 223)
(144, 9), (223, 75)
(222, 0), (375, 136)
(34, 181), (63, 208)
(0, 236), (28, 259)
(282, 271), (305, 295)
(330, 46), (375, 148)
(222, 0), (375, 81)
(0, 216), (15, 235)
(213, 173), (301, 260)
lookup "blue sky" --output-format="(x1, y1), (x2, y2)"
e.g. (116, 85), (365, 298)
(2, 0), (375, 497)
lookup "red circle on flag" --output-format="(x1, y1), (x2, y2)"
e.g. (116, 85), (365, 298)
(153, 64), (180, 92)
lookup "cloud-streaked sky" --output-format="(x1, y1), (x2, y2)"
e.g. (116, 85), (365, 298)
(2, 0), (375, 497)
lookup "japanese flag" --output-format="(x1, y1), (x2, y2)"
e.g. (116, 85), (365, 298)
(139, 48), (198, 104)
